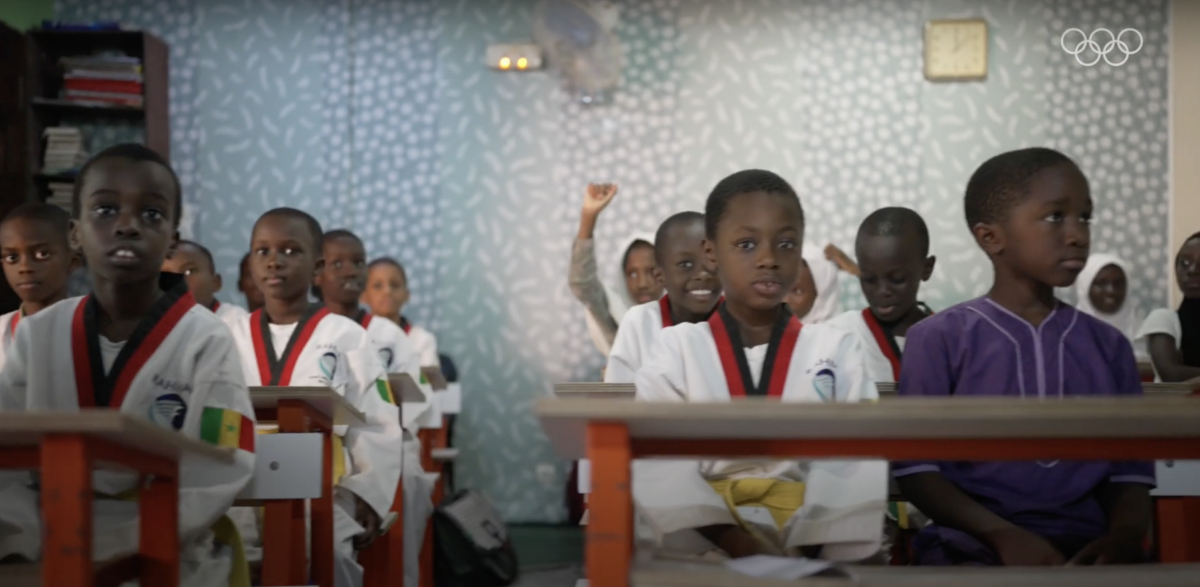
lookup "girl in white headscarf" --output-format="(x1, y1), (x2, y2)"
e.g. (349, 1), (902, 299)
(1075, 253), (1147, 360)
(568, 183), (663, 356)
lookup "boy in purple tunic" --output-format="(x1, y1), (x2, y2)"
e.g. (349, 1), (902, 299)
(894, 147), (1154, 566)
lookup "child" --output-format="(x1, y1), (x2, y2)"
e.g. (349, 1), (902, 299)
(569, 183), (663, 355)
(226, 208), (402, 587)
(313, 228), (434, 587)
(0, 143), (255, 586)
(162, 239), (249, 322)
(1076, 253), (1146, 360)
(0, 203), (80, 369)
(634, 169), (886, 561)
(894, 147), (1154, 566)
(828, 207), (936, 383)
(604, 211), (721, 383)
(1136, 233), (1200, 382)
(361, 257), (442, 381)
(237, 251), (264, 313)
(783, 258), (816, 320)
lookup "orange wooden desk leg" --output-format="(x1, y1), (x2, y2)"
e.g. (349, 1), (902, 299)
(1157, 497), (1200, 562)
(264, 402), (313, 586)
(41, 434), (93, 587)
(587, 422), (632, 587)
(310, 419), (336, 587)
(140, 472), (181, 585)
(420, 462), (439, 587)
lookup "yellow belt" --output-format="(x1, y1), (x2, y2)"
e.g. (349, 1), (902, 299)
(112, 490), (250, 587)
(708, 478), (806, 538)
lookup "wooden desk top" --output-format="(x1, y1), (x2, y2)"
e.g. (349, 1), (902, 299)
(249, 386), (366, 426)
(632, 559), (1200, 587)
(0, 411), (234, 466)
(554, 382), (637, 400)
(389, 373), (427, 403)
(874, 382), (1196, 396)
(537, 396), (1200, 459)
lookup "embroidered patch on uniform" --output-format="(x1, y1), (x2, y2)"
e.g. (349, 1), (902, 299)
(379, 347), (394, 369)
(319, 352), (338, 380)
(149, 393), (188, 430)
(813, 368), (836, 402)
(200, 407), (255, 452)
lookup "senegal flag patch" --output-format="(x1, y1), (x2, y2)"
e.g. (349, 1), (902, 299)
(375, 379), (396, 404)
(200, 407), (255, 452)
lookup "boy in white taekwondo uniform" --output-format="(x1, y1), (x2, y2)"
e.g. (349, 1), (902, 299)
(604, 211), (721, 384)
(0, 202), (81, 374)
(227, 208), (402, 587)
(315, 229), (436, 587)
(0, 144), (256, 587)
(162, 239), (250, 323)
(633, 170), (886, 561)
(827, 207), (936, 385)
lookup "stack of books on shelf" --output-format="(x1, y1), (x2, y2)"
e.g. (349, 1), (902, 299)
(42, 127), (88, 173)
(46, 182), (74, 213)
(59, 52), (144, 107)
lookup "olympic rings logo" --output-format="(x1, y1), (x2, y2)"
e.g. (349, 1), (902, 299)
(1060, 28), (1143, 66)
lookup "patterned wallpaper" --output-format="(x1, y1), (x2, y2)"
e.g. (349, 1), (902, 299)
(54, 0), (1170, 522)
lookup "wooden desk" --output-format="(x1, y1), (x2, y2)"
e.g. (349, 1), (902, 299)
(0, 411), (234, 587)
(555, 383), (637, 400)
(874, 382), (1198, 397)
(250, 386), (364, 587)
(536, 396), (1200, 587)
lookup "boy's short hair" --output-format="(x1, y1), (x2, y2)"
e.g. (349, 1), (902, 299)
(255, 207), (323, 251)
(73, 143), (182, 227)
(858, 207), (930, 258)
(705, 169), (804, 239)
(368, 257), (407, 283)
(176, 239), (216, 272)
(322, 228), (363, 249)
(964, 147), (1080, 228)
(1, 203), (72, 246)
(653, 212), (704, 264)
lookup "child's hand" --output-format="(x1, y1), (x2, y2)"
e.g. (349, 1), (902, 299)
(1067, 531), (1146, 565)
(352, 496), (383, 551)
(983, 526), (1065, 566)
(582, 183), (619, 219)
(823, 244), (859, 276)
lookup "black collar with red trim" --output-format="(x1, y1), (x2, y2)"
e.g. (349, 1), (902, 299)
(707, 303), (802, 397)
(253, 304), (330, 386)
(73, 279), (196, 408)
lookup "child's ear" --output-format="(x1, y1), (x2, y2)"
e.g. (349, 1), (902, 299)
(167, 231), (180, 258)
(313, 257), (325, 278)
(971, 223), (1003, 256)
(69, 250), (83, 271)
(652, 265), (664, 286)
(922, 255), (937, 282)
(213, 273), (223, 293)
(68, 220), (82, 253)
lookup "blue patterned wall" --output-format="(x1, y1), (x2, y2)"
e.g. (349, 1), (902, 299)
(55, 0), (1170, 522)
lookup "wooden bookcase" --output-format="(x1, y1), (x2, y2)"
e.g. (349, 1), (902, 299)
(23, 29), (170, 201)
(0, 28), (169, 314)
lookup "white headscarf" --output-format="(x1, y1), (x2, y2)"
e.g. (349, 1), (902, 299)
(585, 232), (656, 355)
(1074, 253), (1142, 342)
(801, 243), (840, 324)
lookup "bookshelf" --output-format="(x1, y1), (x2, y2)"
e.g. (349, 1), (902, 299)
(23, 29), (170, 203)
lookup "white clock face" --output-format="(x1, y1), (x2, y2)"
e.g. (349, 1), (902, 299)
(925, 20), (988, 80)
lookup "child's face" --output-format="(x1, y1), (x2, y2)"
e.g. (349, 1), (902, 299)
(706, 191), (803, 313)
(624, 243), (661, 305)
(981, 164), (1091, 288)
(784, 259), (816, 319)
(855, 234), (935, 323)
(71, 157), (179, 286)
(249, 215), (320, 303)
(657, 221), (720, 317)
(1088, 263), (1127, 314)
(362, 264), (408, 317)
(1176, 238), (1200, 299)
(0, 218), (77, 307)
(161, 243), (221, 307)
(316, 236), (367, 306)
(238, 255), (265, 310)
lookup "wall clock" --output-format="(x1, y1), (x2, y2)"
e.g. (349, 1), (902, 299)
(924, 18), (988, 81)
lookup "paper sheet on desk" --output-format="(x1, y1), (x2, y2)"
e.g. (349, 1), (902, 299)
(723, 556), (854, 581)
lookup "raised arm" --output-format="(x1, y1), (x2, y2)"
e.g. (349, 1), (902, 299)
(569, 183), (620, 338)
